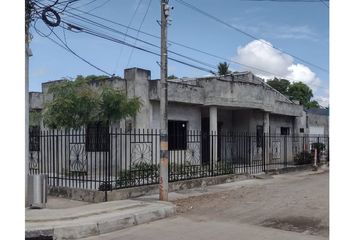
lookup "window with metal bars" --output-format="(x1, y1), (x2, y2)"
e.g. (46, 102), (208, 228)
(168, 120), (187, 150)
(86, 121), (110, 152)
(281, 127), (290, 135)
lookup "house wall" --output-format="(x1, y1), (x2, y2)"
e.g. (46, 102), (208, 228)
(149, 73), (303, 117)
(269, 114), (294, 135)
(150, 102), (202, 130)
(307, 113), (329, 135)
(29, 92), (43, 110)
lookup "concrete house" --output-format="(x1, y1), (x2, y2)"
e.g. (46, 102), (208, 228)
(30, 68), (307, 132)
(29, 68), (328, 174)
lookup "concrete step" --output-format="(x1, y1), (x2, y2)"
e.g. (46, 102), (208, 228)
(26, 200), (176, 240)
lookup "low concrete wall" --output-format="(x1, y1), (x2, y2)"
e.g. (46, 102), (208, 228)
(49, 164), (324, 203)
(49, 174), (251, 203)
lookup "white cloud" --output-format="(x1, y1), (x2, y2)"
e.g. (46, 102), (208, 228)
(233, 39), (322, 90)
(314, 96), (329, 108)
(287, 64), (321, 88)
(231, 21), (319, 42)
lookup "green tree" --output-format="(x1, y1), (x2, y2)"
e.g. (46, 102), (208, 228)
(167, 75), (178, 79)
(217, 62), (231, 75)
(287, 82), (314, 108)
(43, 75), (141, 129)
(266, 78), (290, 95)
(306, 100), (320, 109)
(29, 110), (42, 127)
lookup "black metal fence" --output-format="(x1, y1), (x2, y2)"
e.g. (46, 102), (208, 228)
(28, 128), (329, 193)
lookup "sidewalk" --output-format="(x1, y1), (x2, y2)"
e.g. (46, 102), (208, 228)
(26, 165), (328, 240)
(25, 199), (175, 239)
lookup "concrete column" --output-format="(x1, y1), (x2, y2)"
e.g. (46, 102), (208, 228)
(293, 116), (302, 136)
(210, 106), (218, 165)
(263, 112), (270, 166)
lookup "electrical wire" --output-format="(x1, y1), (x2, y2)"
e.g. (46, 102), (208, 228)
(58, 20), (216, 74)
(53, 6), (218, 70)
(87, 0), (112, 13)
(174, 0), (329, 73)
(126, 0), (153, 68)
(63, 19), (330, 91)
(241, 0), (328, 2)
(63, 17), (217, 70)
(58, 9), (329, 90)
(32, 2), (216, 75)
(76, 0), (99, 9)
(32, 0), (328, 90)
(319, 0), (329, 8)
(42, 1), (329, 87)
(113, 0), (143, 74)
(33, 11), (113, 76)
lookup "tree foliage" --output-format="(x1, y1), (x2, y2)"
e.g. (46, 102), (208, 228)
(43, 75), (141, 129)
(217, 62), (231, 75)
(287, 82), (313, 107)
(266, 78), (290, 95)
(29, 110), (42, 127)
(167, 75), (178, 79)
(266, 78), (320, 109)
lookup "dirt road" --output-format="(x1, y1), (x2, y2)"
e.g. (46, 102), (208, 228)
(174, 170), (329, 237)
(81, 168), (329, 240)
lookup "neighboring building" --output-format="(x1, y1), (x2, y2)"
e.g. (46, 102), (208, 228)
(305, 108), (329, 135)
(29, 68), (328, 172)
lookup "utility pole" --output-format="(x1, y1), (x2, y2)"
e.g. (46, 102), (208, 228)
(25, 0), (32, 207)
(159, 0), (169, 201)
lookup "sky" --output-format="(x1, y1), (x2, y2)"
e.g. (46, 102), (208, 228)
(29, 0), (329, 106)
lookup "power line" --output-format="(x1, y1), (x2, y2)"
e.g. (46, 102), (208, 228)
(87, 0), (113, 13)
(33, 11), (113, 76)
(61, 19), (329, 92)
(76, 0), (99, 9)
(58, 8), (329, 90)
(34, 0), (217, 71)
(39, 1), (329, 77)
(240, 0), (328, 2)
(174, 0), (328, 73)
(114, 0), (143, 73)
(126, 0), (153, 68)
(44, 5), (219, 70)
(319, 0), (329, 8)
(49, 5), (285, 74)
(59, 19), (217, 74)
(33, 0), (329, 90)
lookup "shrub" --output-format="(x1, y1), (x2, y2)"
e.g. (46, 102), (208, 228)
(98, 182), (112, 191)
(115, 162), (159, 188)
(311, 142), (326, 152)
(294, 151), (314, 165)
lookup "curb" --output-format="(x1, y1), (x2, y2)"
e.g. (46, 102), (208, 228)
(26, 202), (176, 240)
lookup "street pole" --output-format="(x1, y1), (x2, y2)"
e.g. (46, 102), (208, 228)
(159, 0), (169, 201)
(25, 0), (32, 207)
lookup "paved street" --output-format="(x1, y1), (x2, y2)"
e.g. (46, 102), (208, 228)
(80, 168), (329, 240)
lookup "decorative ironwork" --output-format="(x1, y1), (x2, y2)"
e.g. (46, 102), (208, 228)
(252, 141), (262, 161)
(69, 143), (87, 172)
(272, 140), (281, 159)
(185, 142), (200, 165)
(131, 142), (152, 165)
(292, 139), (300, 155)
(29, 151), (39, 170)
(225, 142), (236, 162)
